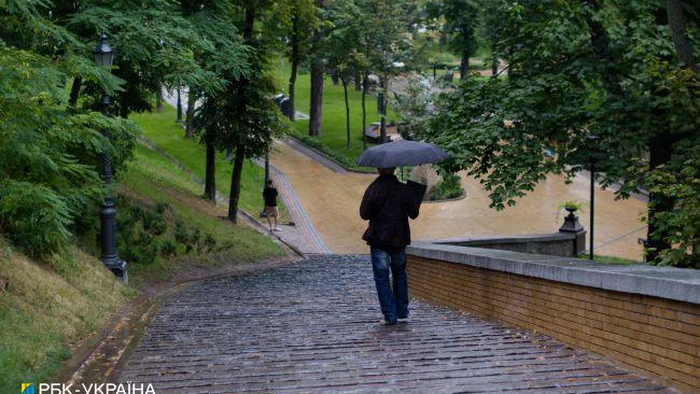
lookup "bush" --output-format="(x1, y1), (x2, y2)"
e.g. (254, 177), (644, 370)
(159, 240), (178, 258)
(201, 233), (217, 253)
(429, 173), (464, 201)
(0, 182), (73, 258)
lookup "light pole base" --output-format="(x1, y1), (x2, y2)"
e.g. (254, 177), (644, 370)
(102, 258), (128, 283)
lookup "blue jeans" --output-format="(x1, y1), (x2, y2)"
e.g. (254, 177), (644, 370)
(370, 246), (409, 324)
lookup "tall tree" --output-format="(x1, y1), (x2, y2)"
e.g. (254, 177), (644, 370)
(183, 0), (248, 202)
(428, 0), (700, 265)
(196, 0), (283, 222)
(359, 0), (415, 142)
(326, 0), (367, 149)
(427, 0), (480, 81)
(272, 0), (318, 121)
(68, 0), (227, 118)
(308, 0), (325, 136)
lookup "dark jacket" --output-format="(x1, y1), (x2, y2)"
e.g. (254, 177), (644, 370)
(360, 175), (426, 248)
(263, 187), (278, 207)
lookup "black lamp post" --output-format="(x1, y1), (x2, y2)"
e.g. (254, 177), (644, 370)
(587, 134), (604, 261)
(93, 33), (127, 282)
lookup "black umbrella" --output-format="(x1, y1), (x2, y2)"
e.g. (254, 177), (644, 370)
(356, 140), (448, 168)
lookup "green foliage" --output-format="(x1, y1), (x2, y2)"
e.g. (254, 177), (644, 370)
(113, 190), (227, 265)
(70, 0), (242, 116)
(427, 0), (700, 266)
(0, 42), (139, 257)
(426, 0), (480, 61)
(646, 139), (700, 268)
(429, 173), (464, 200)
(557, 200), (585, 213)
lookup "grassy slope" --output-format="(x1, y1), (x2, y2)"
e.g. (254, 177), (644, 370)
(0, 241), (130, 392)
(0, 113), (284, 391)
(130, 104), (288, 220)
(122, 143), (283, 284)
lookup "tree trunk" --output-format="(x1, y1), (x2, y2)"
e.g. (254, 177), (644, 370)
(185, 87), (197, 138)
(341, 76), (350, 149)
(354, 70), (362, 91)
(584, 0), (622, 95)
(379, 74), (387, 143)
(666, 0), (698, 72)
(155, 90), (164, 113)
(330, 69), (339, 85)
(228, 143), (245, 223)
(459, 45), (470, 81)
(361, 71), (367, 151)
(226, 3), (256, 222)
(308, 0), (324, 136)
(646, 136), (675, 262)
(288, 12), (299, 121)
(119, 92), (129, 118)
(204, 141), (216, 202)
(491, 55), (499, 77)
(68, 76), (82, 112)
(309, 61), (323, 136)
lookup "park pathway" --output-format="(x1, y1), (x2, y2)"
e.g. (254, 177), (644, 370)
(120, 255), (673, 393)
(269, 141), (648, 260)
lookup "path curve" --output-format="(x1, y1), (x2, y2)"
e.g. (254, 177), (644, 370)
(270, 141), (648, 260)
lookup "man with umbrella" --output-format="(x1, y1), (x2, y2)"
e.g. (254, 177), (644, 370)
(357, 140), (447, 326)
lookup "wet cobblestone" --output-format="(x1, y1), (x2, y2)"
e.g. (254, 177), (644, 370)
(121, 255), (673, 393)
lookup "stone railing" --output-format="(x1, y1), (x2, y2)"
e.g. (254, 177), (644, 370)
(406, 242), (700, 393)
(431, 208), (587, 257)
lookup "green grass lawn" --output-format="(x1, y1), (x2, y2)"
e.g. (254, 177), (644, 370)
(130, 104), (288, 220)
(274, 60), (398, 163)
(274, 56), (486, 165)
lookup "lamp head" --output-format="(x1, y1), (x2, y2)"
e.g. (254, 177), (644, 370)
(93, 33), (115, 68)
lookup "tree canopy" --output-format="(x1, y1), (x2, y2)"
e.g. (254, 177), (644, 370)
(427, 0), (699, 266)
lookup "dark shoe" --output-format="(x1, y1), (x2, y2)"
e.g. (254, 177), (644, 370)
(380, 319), (397, 326)
(398, 317), (409, 323)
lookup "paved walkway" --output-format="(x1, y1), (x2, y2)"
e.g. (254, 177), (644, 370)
(253, 155), (330, 254)
(269, 141), (648, 260)
(121, 256), (672, 393)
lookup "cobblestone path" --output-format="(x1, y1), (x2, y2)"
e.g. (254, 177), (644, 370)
(121, 256), (673, 393)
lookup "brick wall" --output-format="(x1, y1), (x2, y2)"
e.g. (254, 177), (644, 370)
(407, 255), (700, 393)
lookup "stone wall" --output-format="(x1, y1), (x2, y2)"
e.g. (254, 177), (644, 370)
(406, 242), (700, 393)
(439, 232), (586, 257)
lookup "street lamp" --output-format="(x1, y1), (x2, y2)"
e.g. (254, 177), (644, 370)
(586, 134), (605, 261)
(93, 33), (127, 282)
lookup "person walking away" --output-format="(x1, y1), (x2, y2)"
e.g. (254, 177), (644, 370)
(360, 167), (426, 325)
(263, 179), (281, 232)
